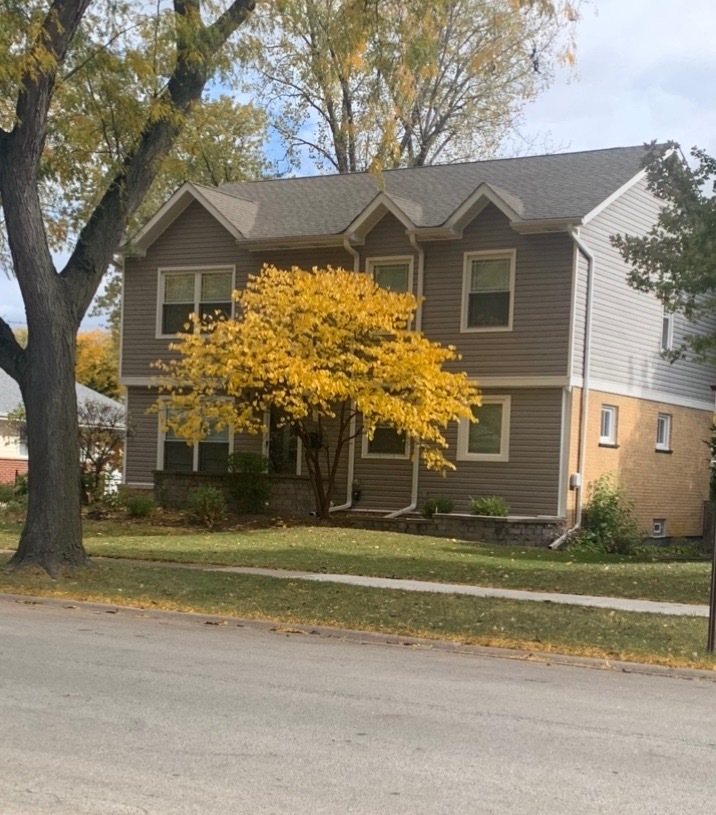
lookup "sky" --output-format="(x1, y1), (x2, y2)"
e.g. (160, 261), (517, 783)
(1, 0), (715, 331)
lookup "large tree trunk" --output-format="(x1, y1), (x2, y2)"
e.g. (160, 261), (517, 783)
(7, 319), (89, 575)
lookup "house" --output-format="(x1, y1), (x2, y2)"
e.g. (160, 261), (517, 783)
(0, 368), (124, 485)
(120, 145), (716, 539)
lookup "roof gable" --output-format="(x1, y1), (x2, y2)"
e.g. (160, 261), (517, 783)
(125, 145), (657, 252)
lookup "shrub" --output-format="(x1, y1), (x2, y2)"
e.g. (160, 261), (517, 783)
(187, 485), (227, 529)
(0, 484), (16, 504)
(421, 497), (454, 518)
(125, 494), (156, 518)
(469, 496), (509, 517)
(581, 474), (641, 555)
(226, 452), (272, 514)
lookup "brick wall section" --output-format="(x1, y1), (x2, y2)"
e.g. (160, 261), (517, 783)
(154, 471), (315, 516)
(0, 458), (27, 485)
(567, 388), (712, 537)
(350, 514), (564, 547)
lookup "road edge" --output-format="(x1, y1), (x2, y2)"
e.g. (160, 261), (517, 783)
(2, 590), (714, 683)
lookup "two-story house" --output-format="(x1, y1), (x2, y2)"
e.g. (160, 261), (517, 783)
(120, 145), (716, 539)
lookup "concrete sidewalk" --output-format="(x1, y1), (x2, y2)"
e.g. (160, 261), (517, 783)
(2, 548), (709, 617)
(105, 557), (710, 618)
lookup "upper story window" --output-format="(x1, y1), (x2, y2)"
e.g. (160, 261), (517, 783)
(462, 250), (516, 332)
(661, 310), (674, 352)
(457, 395), (511, 462)
(599, 405), (618, 445)
(656, 413), (672, 452)
(367, 257), (413, 293)
(158, 267), (234, 337)
(362, 425), (410, 459)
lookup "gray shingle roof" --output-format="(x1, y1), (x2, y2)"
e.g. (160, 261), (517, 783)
(205, 145), (652, 241)
(0, 369), (123, 417)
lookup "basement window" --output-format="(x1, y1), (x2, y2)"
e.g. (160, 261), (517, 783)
(652, 519), (666, 538)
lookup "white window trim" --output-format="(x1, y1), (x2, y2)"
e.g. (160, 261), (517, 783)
(262, 410), (303, 476)
(155, 265), (236, 340)
(461, 249), (516, 333)
(457, 395), (511, 462)
(361, 426), (411, 460)
(652, 518), (666, 538)
(156, 398), (234, 471)
(661, 309), (674, 352)
(366, 256), (414, 294)
(656, 413), (672, 451)
(599, 405), (618, 445)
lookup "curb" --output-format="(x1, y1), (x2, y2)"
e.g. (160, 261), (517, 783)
(2, 590), (714, 683)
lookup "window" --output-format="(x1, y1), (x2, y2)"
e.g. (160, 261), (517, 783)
(661, 311), (674, 352)
(160, 408), (231, 473)
(362, 425), (410, 458)
(462, 251), (515, 331)
(267, 410), (301, 474)
(652, 519), (666, 538)
(367, 257), (413, 293)
(599, 405), (618, 445)
(158, 267), (234, 336)
(656, 413), (671, 451)
(457, 396), (511, 462)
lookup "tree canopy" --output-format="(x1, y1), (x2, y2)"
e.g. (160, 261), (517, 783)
(246, 0), (580, 172)
(0, 0), (258, 573)
(156, 265), (479, 517)
(612, 142), (716, 362)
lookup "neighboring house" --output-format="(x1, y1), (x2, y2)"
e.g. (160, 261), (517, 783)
(120, 145), (716, 538)
(0, 368), (124, 485)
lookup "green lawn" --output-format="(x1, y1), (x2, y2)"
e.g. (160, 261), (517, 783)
(0, 518), (710, 605)
(0, 556), (713, 670)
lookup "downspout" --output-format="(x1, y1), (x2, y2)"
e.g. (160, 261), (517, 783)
(385, 234), (425, 519)
(385, 440), (420, 519)
(329, 237), (363, 513)
(550, 228), (595, 548)
(409, 233), (425, 332)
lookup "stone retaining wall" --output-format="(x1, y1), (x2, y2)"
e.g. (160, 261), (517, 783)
(347, 513), (565, 547)
(154, 470), (315, 516)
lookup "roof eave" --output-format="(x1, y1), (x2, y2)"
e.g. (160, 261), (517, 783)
(510, 217), (584, 235)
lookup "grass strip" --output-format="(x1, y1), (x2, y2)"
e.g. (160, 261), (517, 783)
(2, 520), (708, 605)
(1, 556), (714, 671)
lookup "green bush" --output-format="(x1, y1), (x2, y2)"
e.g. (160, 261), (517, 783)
(125, 494), (156, 518)
(0, 484), (16, 503)
(421, 497), (454, 518)
(226, 452), (272, 514)
(469, 496), (509, 517)
(187, 485), (227, 529)
(581, 474), (641, 555)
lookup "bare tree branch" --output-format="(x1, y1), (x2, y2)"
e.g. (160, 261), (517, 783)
(0, 314), (25, 382)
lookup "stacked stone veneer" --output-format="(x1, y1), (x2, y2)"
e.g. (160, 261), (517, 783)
(349, 513), (565, 547)
(154, 471), (315, 516)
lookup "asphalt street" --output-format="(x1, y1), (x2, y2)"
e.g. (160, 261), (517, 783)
(1, 598), (715, 815)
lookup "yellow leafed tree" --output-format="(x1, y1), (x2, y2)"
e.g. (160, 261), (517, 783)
(156, 265), (480, 518)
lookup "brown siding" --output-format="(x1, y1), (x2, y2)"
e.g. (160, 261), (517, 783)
(353, 388), (564, 516)
(421, 205), (574, 377)
(121, 201), (353, 378)
(125, 386), (159, 485)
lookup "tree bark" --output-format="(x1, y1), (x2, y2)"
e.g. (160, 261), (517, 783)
(7, 319), (89, 575)
(0, 0), (256, 574)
